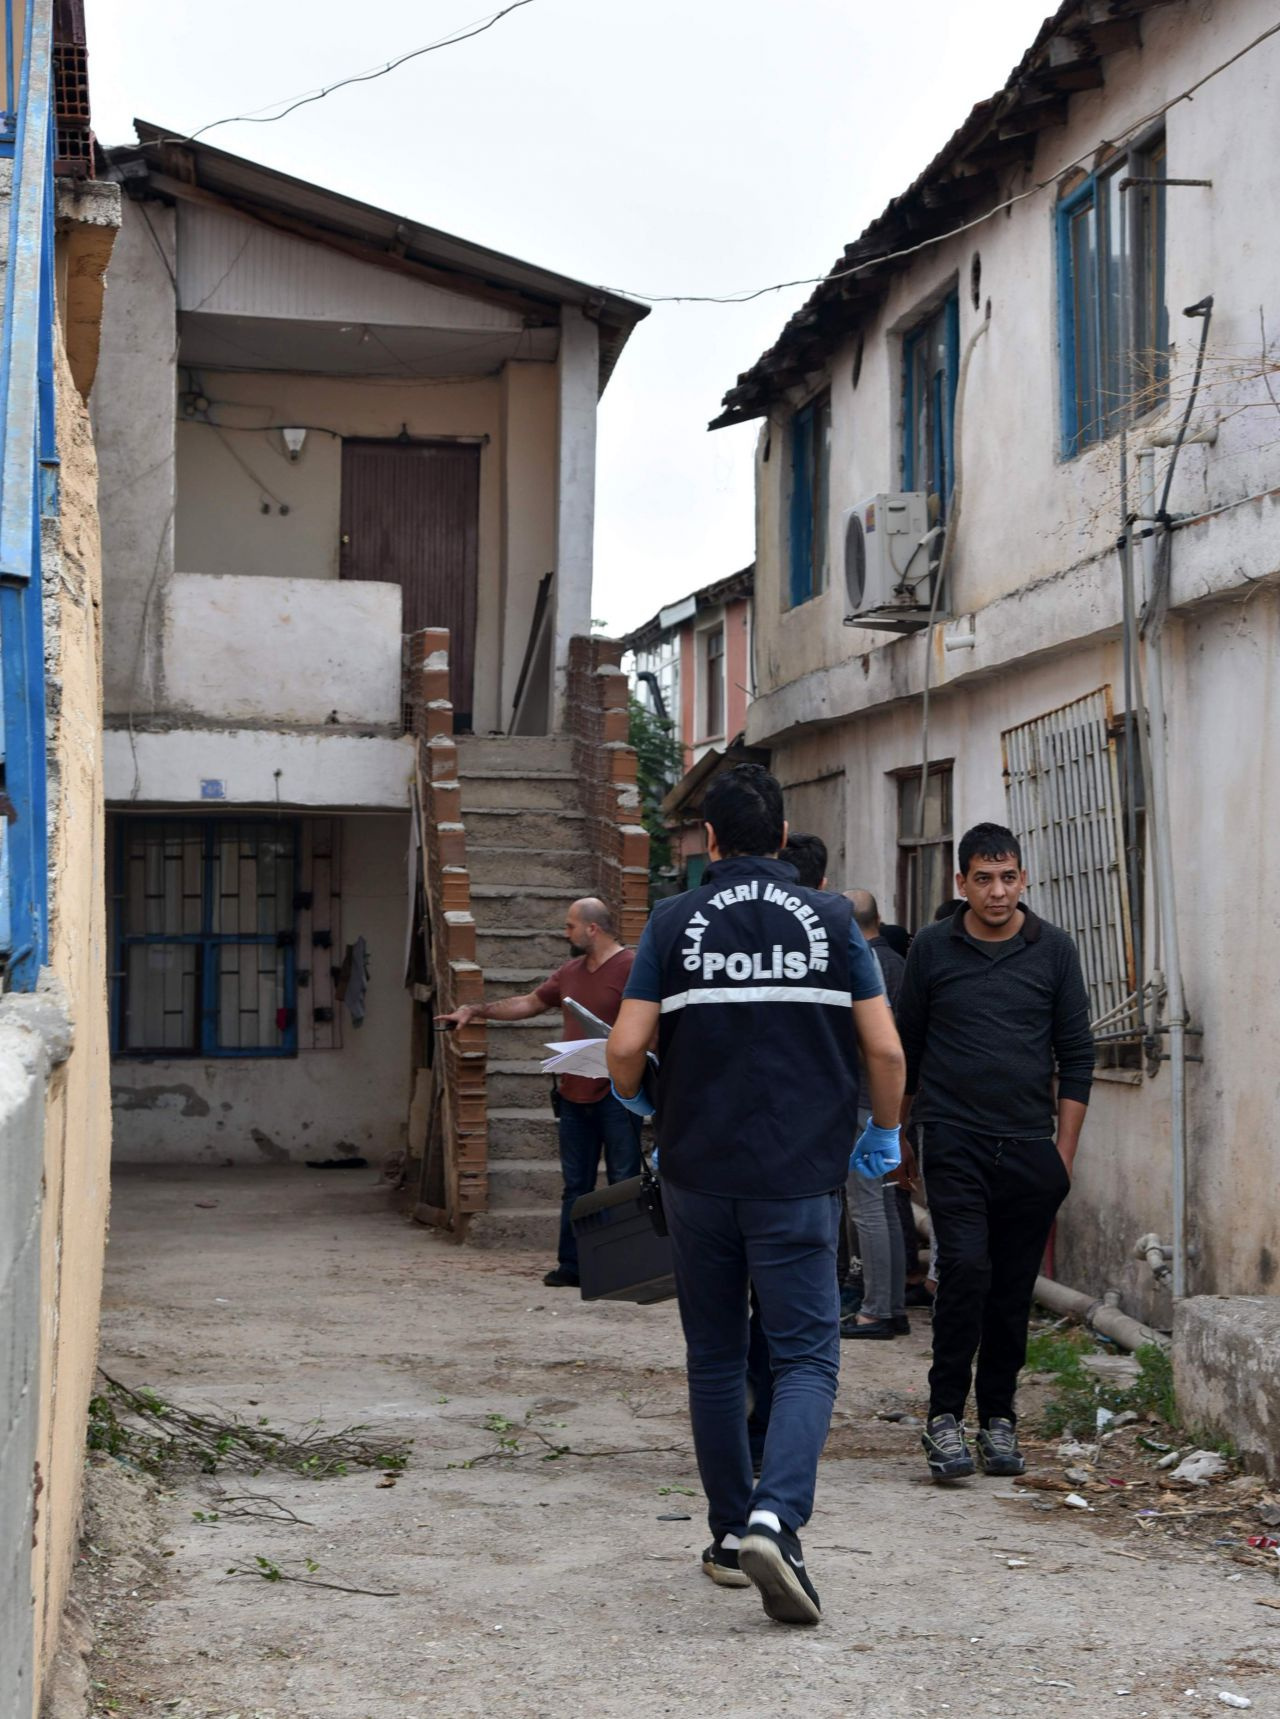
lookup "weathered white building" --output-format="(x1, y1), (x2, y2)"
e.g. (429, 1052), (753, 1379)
(94, 127), (647, 1177)
(717, 0), (1280, 1322)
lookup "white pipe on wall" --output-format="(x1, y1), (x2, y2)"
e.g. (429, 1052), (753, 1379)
(1136, 448), (1190, 1300)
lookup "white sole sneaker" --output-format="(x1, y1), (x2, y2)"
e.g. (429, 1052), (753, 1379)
(738, 1531), (821, 1626)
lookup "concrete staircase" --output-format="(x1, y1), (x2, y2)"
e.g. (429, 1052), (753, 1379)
(455, 735), (590, 1252)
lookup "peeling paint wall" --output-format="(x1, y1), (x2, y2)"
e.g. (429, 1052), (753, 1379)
(110, 814), (413, 1166)
(30, 319), (117, 1684)
(742, 0), (1280, 1315)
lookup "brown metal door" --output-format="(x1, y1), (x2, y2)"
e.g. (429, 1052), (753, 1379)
(340, 440), (480, 728)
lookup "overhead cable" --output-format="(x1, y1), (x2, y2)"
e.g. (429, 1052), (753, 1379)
(172, 2), (537, 144)
(600, 18), (1280, 306)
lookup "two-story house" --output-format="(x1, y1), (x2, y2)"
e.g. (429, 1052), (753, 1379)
(92, 127), (647, 1241)
(715, 0), (1280, 1325)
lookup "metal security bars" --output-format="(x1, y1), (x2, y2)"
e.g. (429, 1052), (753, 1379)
(1002, 689), (1136, 1031)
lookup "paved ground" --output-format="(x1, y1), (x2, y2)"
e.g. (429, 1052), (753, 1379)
(79, 1165), (1280, 1718)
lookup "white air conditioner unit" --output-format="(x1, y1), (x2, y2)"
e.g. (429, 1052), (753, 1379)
(842, 491), (942, 634)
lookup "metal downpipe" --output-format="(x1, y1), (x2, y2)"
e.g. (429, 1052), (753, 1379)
(1136, 448), (1188, 1299)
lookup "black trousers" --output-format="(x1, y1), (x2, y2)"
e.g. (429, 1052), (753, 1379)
(923, 1124), (1070, 1426)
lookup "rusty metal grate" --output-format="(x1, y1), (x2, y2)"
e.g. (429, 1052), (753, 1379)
(1002, 688), (1136, 1031)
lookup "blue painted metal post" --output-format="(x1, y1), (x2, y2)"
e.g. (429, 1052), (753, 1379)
(0, 0), (55, 989)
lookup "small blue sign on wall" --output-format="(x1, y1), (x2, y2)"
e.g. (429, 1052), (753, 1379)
(200, 779), (227, 801)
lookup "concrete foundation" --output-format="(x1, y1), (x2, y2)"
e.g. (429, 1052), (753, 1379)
(1173, 1295), (1280, 1476)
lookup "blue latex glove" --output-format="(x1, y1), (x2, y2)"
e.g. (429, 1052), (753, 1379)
(850, 1120), (901, 1179)
(611, 1079), (656, 1119)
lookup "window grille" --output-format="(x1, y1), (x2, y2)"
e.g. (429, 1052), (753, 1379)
(1002, 689), (1136, 1030)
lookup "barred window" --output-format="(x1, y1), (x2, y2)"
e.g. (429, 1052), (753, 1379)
(1002, 691), (1137, 1039)
(112, 818), (299, 1057)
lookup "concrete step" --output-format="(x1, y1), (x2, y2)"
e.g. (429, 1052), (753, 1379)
(469, 883), (583, 930)
(456, 734), (575, 773)
(485, 1015), (561, 1047)
(463, 805), (586, 849)
(476, 926), (566, 972)
(467, 1206), (560, 1252)
(457, 770), (580, 811)
(485, 1156), (566, 1208)
(467, 846), (593, 888)
(487, 1104), (559, 1158)
(486, 1059), (555, 1114)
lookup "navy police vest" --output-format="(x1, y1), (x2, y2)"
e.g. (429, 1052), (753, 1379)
(648, 855), (861, 1199)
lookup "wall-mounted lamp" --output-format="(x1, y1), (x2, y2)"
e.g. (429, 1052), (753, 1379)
(281, 427), (308, 462)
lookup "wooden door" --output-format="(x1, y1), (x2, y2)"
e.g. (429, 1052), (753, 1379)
(340, 440), (480, 729)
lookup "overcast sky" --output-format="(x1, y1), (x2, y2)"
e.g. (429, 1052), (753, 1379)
(87, 0), (1048, 635)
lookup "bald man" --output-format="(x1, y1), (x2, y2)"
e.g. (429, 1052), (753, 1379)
(437, 897), (641, 1286)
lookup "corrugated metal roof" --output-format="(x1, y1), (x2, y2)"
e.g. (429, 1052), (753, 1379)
(711, 0), (1176, 428)
(109, 122), (648, 394)
(620, 564), (754, 654)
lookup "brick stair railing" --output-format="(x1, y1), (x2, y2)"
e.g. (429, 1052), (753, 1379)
(566, 635), (649, 947)
(404, 627), (488, 1232)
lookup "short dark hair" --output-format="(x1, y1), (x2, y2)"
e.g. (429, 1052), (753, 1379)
(933, 896), (965, 921)
(958, 823), (1023, 876)
(782, 831), (828, 889)
(703, 764), (785, 858)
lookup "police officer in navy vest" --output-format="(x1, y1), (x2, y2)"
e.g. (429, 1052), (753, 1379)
(607, 765), (906, 1627)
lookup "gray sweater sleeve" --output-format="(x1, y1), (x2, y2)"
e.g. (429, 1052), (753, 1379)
(894, 935), (930, 1098)
(1052, 934), (1096, 1105)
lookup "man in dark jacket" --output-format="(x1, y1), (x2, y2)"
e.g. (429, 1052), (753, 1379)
(608, 765), (905, 1627)
(896, 822), (1095, 1483)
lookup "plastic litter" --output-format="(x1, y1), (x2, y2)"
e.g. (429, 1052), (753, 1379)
(1096, 1407), (1116, 1431)
(1138, 1435), (1172, 1452)
(1156, 1450), (1183, 1470)
(1057, 1439), (1097, 1460)
(656, 1513), (692, 1522)
(1007, 1558), (1029, 1568)
(1111, 1410), (1140, 1428)
(1063, 1493), (1092, 1510)
(1064, 1467), (1091, 1486)
(1170, 1450), (1230, 1486)
(1247, 1534), (1280, 1550)
(1217, 1694), (1252, 1710)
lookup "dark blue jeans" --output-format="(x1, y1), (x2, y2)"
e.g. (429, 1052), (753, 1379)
(556, 1094), (643, 1274)
(662, 1181), (841, 1541)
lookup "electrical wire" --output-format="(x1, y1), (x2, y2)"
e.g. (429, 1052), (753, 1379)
(173, 3), (536, 144)
(601, 18), (1280, 307)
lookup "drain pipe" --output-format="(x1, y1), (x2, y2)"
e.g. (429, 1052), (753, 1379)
(1032, 1278), (1170, 1352)
(1137, 447), (1189, 1299)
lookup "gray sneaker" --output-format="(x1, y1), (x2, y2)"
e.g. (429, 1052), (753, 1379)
(922, 1413), (976, 1481)
(976, 1417), (1026, 1477)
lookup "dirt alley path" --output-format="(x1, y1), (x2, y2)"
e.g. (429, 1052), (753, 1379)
(84, 1166), (1280, 1718)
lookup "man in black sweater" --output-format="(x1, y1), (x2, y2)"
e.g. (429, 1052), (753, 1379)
(896, 822), (1095, 1482)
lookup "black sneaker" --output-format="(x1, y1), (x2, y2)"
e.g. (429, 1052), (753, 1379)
(922, 1413), (976, 1481)
(904, 1282), (934, 1308)
(737, 1522), (821, 1626)
(976, 1417), (1026, 1477)
(542, 1266), (579, 1288)
(701, 1541), (751, 1588)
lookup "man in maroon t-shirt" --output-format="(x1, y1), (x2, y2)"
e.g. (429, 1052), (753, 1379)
(437, 897), (641, 1286)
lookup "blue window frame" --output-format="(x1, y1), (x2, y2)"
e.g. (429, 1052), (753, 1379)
(787, 392), (830, 608)
(112, 817), (299, 1058)
(1057, 137), (1168, 456)
(902, 292), (960, 517)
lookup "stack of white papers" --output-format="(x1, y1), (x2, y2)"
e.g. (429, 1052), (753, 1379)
(541, 1038), (611, 1079)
